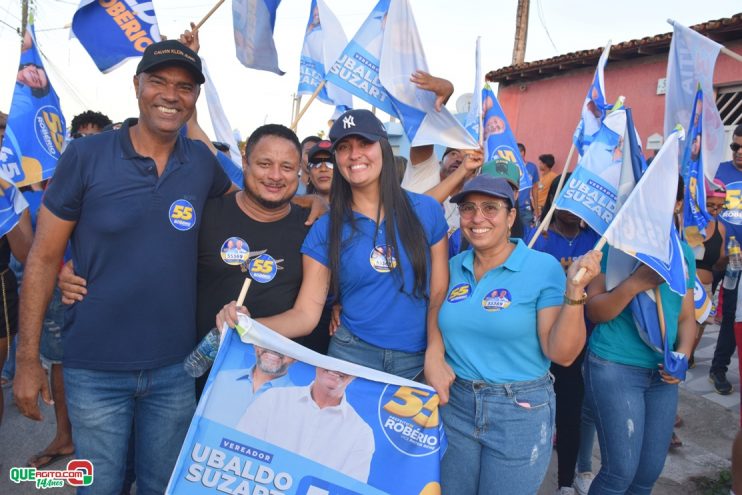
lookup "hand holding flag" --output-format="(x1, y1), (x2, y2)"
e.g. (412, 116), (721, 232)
(409, 71), (453, 112)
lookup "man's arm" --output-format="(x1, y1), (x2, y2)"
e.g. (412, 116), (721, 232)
(408, 71), (454, 167)
(423, 149), (483, 203)
(14, 206), (76, 420)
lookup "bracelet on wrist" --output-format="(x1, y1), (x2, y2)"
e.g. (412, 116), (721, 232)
(564, 291), (588, 305)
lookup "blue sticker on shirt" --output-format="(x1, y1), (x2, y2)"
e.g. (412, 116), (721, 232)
(370, 245), (398, 273)
(482, 288), (512, 312)
(447, 283), (472, 303)
(249, 254), (278, 283)
(221, 237), (250, 266)
(168, 199), (196, 231)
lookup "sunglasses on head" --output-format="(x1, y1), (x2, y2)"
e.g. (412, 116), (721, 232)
(731, 143), (742, 153)
(308, 160), (334, 169)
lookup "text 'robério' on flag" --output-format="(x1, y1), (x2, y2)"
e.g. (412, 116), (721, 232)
(72, 0), (161, 73)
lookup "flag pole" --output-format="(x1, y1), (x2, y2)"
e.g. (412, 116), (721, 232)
(571, 236), (607, 284)
(236, 278), (252, 307)
(194, 0), (226, 30)
(721, 46), (742, 64)
(291, 81), (326, 131)
(654, 287), (667, 342)
(527, 143), (576, 247)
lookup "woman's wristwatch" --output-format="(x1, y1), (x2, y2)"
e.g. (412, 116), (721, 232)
(564, 291), (588, 305)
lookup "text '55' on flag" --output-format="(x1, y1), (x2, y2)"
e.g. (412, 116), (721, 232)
(1, 26), (65, 187)
(72, 0), (161, 73)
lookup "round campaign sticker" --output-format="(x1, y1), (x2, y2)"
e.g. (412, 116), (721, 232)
(220, 237), (250, 266)
(248, 254), (278, 283)
(377, 384), (446, 458)
(481, 288), (512, 312)
(446, 283), (472, 303)
(168, 199), (196, 231)
(369, 245), (397, 273)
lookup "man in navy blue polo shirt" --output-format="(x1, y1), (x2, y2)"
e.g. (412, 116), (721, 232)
(14, 39), (232, 494)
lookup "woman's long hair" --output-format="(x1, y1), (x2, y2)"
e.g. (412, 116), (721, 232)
(328, 137), (429, 302)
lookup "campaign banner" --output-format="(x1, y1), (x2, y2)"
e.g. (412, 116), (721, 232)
(681, 87), (712, 246)
(0, 169), (28, 238)
(664, 20), (723, 183)
(694, 276), (712, 323)
(555, 109), (626, 234)
(167, 315), (446, 495)
(573, 43), (610, 156)
(326, 0), (395, 115)
(481, 84), (531, 192)
(72, 0), (161, 73)
(1, 26), (65, 187)
(297, 0), (352, 112)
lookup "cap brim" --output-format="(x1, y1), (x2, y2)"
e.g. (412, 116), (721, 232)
(330, 132), (383, 151)
(138, 60), (205, 84)
(450, 188), (513, 204)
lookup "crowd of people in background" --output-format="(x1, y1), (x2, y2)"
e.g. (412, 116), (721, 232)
(1, 27), (742, 495)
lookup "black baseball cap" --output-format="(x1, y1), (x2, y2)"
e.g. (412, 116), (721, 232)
(307, 140), (333, 162)
(136, 40), (205, 84)
(329, 109), (387, 150)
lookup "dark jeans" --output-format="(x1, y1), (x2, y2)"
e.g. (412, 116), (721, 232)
(552, 350), (585, 488)
(712, 274), (738, 374)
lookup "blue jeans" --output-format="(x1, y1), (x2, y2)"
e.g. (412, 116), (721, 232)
(64, 363), (195, 495)
(328, 325), (424, 380)
(584, 352), (677, 494)
(440, 374), (555, 495)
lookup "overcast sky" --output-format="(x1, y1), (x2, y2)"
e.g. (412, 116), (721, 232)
(0, 0), (739, 141)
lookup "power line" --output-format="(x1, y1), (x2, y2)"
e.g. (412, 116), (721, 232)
(536, 0), (558, 54)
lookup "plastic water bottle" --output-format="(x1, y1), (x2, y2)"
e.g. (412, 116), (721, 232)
(183, 328), (220, 378)
(729, 236), (742, 271)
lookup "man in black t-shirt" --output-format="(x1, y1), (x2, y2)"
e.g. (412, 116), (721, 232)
(195, 124), (331, 395)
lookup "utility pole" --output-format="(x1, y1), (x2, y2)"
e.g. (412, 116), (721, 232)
(512, 0), (529, 65)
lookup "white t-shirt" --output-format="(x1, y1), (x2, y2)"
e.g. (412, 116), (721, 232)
(402, 153), (460, 232)
(236, 384), (375, 482)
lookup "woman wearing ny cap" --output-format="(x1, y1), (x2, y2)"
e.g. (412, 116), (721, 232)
(434, 175), (601, 495)
(218, 109), (456, 386)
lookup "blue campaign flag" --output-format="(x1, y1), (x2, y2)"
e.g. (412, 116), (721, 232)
(0, 170), (29, 238)
(481, 84), (531, 192)
(327, 0), (476, 149)
(0, 26), (65, 187)
(681, 87), (712, 247)
(233, 0), (284, 75)
(573, 43), (611, 156)
(167, 315), (446, 494)
(72, 0), (161, 73)
(297, 0), (352, 113)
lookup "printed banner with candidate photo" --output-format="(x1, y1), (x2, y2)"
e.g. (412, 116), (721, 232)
(167, 315), (446, 495)
(1, 26), (65, 187)
(72, 0), (161, 73)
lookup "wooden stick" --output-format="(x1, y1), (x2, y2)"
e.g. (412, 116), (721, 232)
(291, 81), (326, 131)
(571, 236), (607, 284)
(236, 278), (252, 306)
(194, 0), (226, 30)
(654, 287), (667, 343)
(721, 46), (742, 64)
(528, 143), (576, 248)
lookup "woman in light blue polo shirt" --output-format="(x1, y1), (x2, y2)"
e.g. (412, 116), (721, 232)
(221, 109), (450, 380)
(435, 175), (601, 495)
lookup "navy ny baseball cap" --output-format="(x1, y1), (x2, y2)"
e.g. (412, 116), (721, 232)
(329, 109), (387, 149)
(450, 175), (515, 206)
(136, 40), (205, 84)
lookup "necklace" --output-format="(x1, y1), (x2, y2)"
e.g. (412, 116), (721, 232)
(553, 224), (580, 246)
